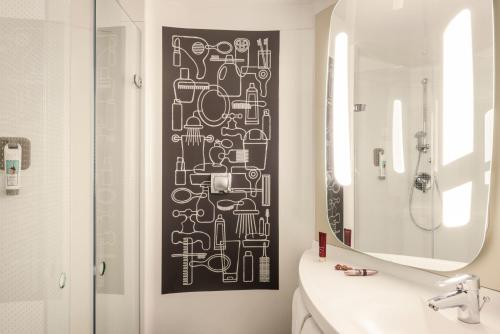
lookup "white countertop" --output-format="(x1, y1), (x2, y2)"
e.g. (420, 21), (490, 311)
(366, 252), (467, 272)
(299, 243), (500, 334)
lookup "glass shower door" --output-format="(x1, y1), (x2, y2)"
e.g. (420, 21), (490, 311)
(0, 1), (71, 333)
(95, 0), (141, 333)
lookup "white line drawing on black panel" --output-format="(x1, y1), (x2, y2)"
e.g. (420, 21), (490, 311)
(259, 246), (270, 283)
(243, 251), (254, 283)
(165, 30), (276, 291)
(222, 240), (241, 283)
(243, 209), (270, 249)
(172, 36), (233, 79)
(234, 38), (250, 69)
(221, 113), (246, 139)
(261, 174), (271, 206)
(171, 238), (207, 286)
(214, 214), (226, 250)
(217, 55), (242, 97)
(208, 140), (230, 169)
(262, 109), (271, 140)
(175, 157), (187, 185)
(234, 198), (259, 237)
(240, 66), (271, 97)
(170, 187), (215, 224)
(171, 99), (183, 131)
(173, 68), (209, 103)
(223, 149), (249, 164)
(245, 83), (260, 125)
(195, 85), (231, 128)
(243, 129), (269, 171)
(257, 38), (271, 69)
(171, 209), (211, 250)
(196, 185), (215, 223)
(170, 208), (213, 286)
(190, 253), (231, 273)
(230, 166), (262, 197)
(172, 129), (214, 171)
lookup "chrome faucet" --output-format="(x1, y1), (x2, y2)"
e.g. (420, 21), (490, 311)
(428, 274), (489, 324)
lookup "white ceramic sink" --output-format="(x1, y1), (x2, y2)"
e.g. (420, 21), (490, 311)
(299, 244), (500, 334)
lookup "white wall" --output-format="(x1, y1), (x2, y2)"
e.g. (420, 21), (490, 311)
(143, 1), (315, 333)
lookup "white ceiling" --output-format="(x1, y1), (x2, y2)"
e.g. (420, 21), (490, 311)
(331, 0), (494, 68)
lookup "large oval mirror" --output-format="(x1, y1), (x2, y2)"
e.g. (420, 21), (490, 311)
(326, 0), (494, 271)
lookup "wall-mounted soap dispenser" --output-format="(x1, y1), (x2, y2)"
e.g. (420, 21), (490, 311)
(0, 138), (31, 196)
(373, 148), (386, 180)
(4, 144), (21, 195)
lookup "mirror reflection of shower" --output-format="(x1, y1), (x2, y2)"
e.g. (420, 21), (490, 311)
(409, 78), (441, 232)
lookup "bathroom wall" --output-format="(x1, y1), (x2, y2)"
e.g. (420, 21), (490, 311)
(315, 0), (500, 291)
(143, 0), (315, 332)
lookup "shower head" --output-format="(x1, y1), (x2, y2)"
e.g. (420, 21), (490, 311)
(414, 131), (426, 139)
(415, 131), (430, 153)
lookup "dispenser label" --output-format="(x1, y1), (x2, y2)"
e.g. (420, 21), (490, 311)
(162, 27), (279, 294)
(6, 160), (19, 186)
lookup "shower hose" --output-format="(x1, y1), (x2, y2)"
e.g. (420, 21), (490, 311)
(408, 150), (442, 232)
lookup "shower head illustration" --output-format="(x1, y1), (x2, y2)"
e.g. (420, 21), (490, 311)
(234, 198), (259, 237)
(184, 115), (203, 145)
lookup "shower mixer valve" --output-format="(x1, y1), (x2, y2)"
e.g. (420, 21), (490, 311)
(414, 172), (432, 193)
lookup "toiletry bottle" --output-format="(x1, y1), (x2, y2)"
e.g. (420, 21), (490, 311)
(174, 157), (186, 185)
(245, 83), (260, 125)
(319, 232), (327, 261)
(243, 251), (254, 283)
(378, 151), (386, 180)
(4, 143), (22, 196)
(214, 214), (226, 250)
(172, 99), (183, 131)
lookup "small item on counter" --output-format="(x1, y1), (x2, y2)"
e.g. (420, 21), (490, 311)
(319, 232), (327, 262)
(344, 269), (378, 276)
(335, 264), (353, 271)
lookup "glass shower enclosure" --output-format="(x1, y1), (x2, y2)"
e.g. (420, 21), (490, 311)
(94, 0), (141, 333)
(0, 0), (74, 332)
(0, 0), (141, 332)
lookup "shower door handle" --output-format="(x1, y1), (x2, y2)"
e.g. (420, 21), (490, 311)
(97, 261), (106, 276)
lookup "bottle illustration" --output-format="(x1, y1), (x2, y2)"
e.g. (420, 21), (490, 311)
(174, 157), (186, 185)
(243, 251), (254, 283)
(214, 214), (226, 250)
(245, 83), (260, 125)
(196, 185), (215, 223)
(172, 99), (183, 131)
(262, 109), (271, 140)
(173, 37), (181, 67)
(217, 55), (241, 97)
